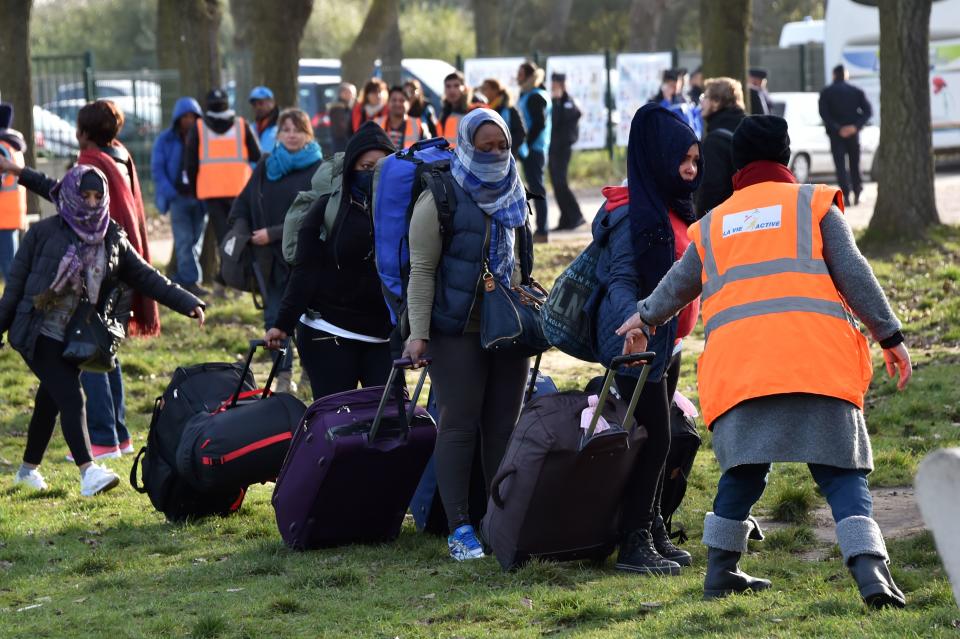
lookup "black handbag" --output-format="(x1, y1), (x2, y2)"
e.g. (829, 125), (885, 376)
(62, 285), (126, 373)
(479, 224), (550, 358)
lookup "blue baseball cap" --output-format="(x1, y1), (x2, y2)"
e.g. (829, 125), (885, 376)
(248, 86), (274, 102)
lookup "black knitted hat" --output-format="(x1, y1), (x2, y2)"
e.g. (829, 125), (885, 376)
(731, 115), (791, 170)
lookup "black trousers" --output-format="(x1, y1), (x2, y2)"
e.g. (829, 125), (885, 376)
(617, 353), (681, 533)
(22, 335), (93, 467)
(829, 133), (862, 200)
(521, 150), (549, 236)
(203, 197), (234, 286)
(429, 333), (529, 530)
(294, 323), (393, 400)
(549, 144), (583, 228)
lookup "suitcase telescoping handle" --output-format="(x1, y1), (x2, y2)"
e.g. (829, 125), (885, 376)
(229, 339), (287, 409)
(369, 357), (432, 442)
(585, 352), (657, 439)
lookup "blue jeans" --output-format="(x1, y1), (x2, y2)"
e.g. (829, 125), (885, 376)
(263, 264), (293, 373)
(713, 463), (873, 523)
(521, 150), (548, 235)
(169, 196), (207, 285)
(80, 361), (130, 447)
(0, 230), (18, 281)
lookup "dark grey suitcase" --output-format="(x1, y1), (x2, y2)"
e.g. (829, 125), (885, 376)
(480, 352), (655, 570)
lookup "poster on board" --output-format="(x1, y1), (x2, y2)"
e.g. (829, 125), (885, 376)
(615, 52), (672, 146)
(545, 54), (608, 150)
(463, 57), (527, 100)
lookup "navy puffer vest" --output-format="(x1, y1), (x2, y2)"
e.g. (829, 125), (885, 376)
(431, 181), (489, 336)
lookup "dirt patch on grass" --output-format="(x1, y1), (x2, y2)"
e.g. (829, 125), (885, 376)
(758, 487), (925, 560)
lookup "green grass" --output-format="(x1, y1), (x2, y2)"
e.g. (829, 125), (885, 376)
(1, 230), (959, 637)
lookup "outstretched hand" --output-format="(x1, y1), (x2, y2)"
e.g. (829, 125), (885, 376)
(190, 306), (205, 328)
(615, 311), (648, 337)
(882, 343), (912, 391)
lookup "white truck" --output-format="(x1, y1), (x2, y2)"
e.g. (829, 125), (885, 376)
(824, 0), (960, 153)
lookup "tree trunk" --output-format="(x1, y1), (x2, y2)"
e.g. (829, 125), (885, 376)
(157, 0), (222, 281)
(0, 0), (38, 218)
(656, 0), (697, 52)
(699, 0), (750, 85)
(868, 0), (939, 240)
(628, 0), (669, 52)
(248, 0), (314, 108)
(229, 0), (255, 120)
(532, 0), (574, 52)
(341, 0), (403, 88)
(473, 0), (501, 56)
(157, 0), (223, 98)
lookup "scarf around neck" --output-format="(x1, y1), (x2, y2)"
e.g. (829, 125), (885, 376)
(732, 160), (798, 190)
(47, 165), (110, 302)
(451, 108), (528, 287)
(266, 141), (322, 181)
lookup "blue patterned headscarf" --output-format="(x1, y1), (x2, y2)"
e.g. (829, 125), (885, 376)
(451, 108), (528, 287)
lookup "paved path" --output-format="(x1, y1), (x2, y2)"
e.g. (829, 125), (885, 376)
(147, 170), (960, 267)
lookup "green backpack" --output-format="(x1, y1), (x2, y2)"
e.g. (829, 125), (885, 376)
(281, 152), (345, 264)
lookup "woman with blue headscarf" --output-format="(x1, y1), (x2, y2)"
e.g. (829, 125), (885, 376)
(403, 108), (532, 562)
(592, 103), (703, 576)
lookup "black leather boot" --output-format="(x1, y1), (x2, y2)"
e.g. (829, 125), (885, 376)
(651, 515), (692, 567)
(703, 547), (772, 599)
(849, 554), (906, 609)
(615, 529), (682, 576)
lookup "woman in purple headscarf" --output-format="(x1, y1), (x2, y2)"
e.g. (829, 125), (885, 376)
(0, 165), (205, 497)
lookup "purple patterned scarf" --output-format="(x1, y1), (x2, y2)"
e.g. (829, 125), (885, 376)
(48, 165), (110, 301)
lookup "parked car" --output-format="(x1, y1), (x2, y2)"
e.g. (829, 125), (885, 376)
(32, 105), (80, 158)
(54, 80), (162, 127)
(42, 99), (158, 142)
(770, 91), (879, 184)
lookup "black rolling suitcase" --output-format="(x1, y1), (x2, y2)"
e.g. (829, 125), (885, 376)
(481, 352), (655, 570)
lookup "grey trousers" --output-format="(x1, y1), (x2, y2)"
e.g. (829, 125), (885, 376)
(429, 333), (529, 530)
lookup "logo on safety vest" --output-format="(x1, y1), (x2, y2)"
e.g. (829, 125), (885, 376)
(721, 205), (782, 237)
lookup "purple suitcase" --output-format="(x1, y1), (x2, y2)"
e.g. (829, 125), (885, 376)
(272, 359), (436, 549)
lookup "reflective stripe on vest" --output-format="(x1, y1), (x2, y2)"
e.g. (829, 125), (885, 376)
(689, 181), (872, 426)
(441, 113), (461, 145)
(196, 117), (252, 200)
(378, 115), (422, 149)
(0, 141), (27, 230)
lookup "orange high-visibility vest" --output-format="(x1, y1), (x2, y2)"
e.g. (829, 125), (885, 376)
(196, 117), (252, 200)
(377, 115), (423, 149)
(0, 140), (27, 231)
(440, 112), (462, 146)
(688, 182), (872, 427)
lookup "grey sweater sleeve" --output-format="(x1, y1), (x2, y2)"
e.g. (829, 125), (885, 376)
(637, 244), (704, 325)
(820, 206), (901, 341)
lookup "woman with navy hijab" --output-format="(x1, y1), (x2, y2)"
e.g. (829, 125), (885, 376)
(403, 108), (532, 562)
(592, 103), (703, 575)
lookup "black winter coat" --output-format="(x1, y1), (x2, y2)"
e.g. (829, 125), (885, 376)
(695, 106), (746, 215)
(551, 92), (581, 149)
(227, 155), (323, 285)
(0, 216), (202, 360)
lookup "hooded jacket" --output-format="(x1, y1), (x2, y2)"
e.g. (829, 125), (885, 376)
(273, 122), (395, 338)
(182, 109), (262, 198)
(151, 97), (203, 213)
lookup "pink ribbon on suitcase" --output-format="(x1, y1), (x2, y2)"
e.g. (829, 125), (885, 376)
(580, 395), (611, 434)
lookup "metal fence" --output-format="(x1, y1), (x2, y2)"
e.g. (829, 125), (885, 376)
(30, 52), (180, 216)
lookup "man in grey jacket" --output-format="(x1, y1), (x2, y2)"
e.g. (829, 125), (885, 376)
(617, 115), (911, 609)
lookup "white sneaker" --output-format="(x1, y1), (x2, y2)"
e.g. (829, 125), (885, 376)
(80, 463), (120, 497)
(14, 468), (49, 491)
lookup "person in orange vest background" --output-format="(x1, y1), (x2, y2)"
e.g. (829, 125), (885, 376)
(378, 86), (428, 150)
(617, 115), (911, 609)
(438, 71), (471, 146)
(0, 102), (27, 282)
(350, 78), (388, 137)
(183, 89), (261, 295)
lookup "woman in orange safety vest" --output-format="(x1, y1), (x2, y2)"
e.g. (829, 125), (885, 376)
(617, 115), (911, 609)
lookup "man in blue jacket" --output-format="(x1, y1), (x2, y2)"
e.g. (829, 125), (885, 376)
(151, 96), (208, 296)
(517, 61), (552, 243)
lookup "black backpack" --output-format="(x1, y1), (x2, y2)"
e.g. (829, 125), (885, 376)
(661, 401), (702, 542)
(131, 361), (255, 521)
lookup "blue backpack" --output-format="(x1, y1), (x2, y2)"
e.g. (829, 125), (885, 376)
(372, 137), (456, 331)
